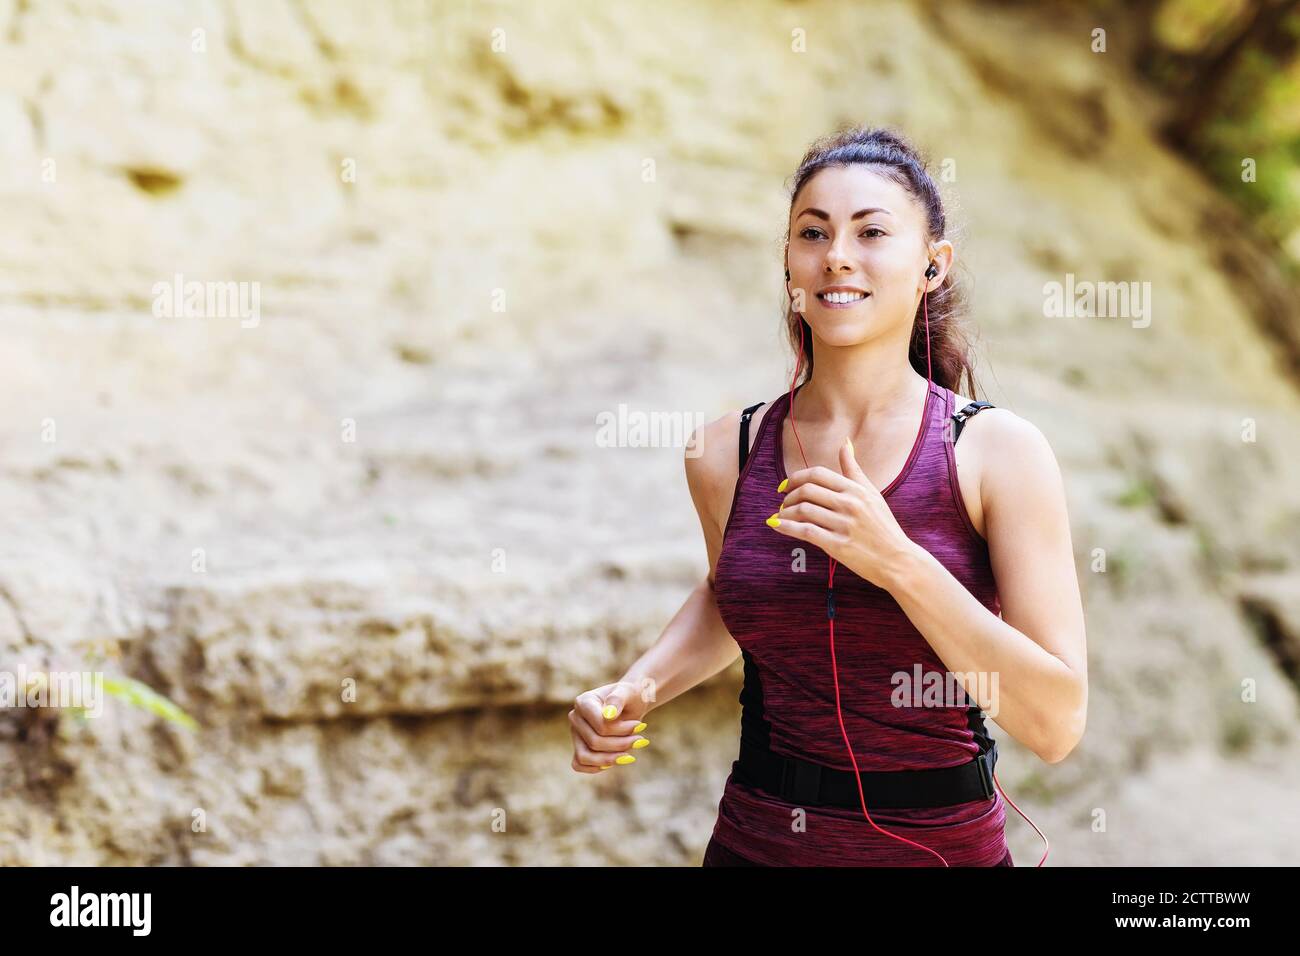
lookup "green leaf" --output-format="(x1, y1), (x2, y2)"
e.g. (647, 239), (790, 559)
(101, 676), (199, 731)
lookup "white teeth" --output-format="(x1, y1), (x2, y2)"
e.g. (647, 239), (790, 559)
(820, 291), (867, 303)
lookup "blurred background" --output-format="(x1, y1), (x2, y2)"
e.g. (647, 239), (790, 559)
(1, 0), (1299, 865)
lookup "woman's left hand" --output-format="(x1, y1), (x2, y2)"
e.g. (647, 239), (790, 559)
(766, 437), (917, 591)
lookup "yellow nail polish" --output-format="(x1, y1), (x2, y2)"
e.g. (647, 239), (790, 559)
(766, 514), (780, 528)
(633, 722), (647, 733)
(602, 704), (617, 719)
(777, 478), (788, 493)
(633, 738), (650, 749)
(616, 755), (636, 765)
(599, 764), (613, 770)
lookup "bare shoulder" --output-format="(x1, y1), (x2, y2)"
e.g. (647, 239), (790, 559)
(950, 394), (1062, 534)
(685, 401), (777, 537)
(956, 399), (1057, 464)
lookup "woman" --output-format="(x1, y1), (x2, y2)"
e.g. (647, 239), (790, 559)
(569, 126), (1088, 867)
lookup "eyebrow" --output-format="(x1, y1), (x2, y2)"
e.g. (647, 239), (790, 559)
(796, 207), (894, 221)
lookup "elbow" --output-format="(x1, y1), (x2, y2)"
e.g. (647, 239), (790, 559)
(1035, 676), (1087, 765)
(1039, 734), (1077, 765)
(1038, 703), (1086, 765)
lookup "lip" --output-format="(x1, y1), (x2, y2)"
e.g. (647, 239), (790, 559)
(816, 287), (871, 308)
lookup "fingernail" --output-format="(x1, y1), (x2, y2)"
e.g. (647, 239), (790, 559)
(615, 755), (636, 765)
(766, 514), (780, 528)
(633, 722), (647, 733)
(776, 478), (789, 493)
(633, 738), (650, 749)
(845, 437), (854, 453)
(599, 764), (613, 770)
(602, 704), (617, 719)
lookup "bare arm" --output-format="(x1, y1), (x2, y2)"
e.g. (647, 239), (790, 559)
(882, 411), (1088, 763)
(617, 412), (749, 716)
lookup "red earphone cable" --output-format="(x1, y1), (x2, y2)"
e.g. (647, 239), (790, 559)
(784, 272), (1049, 867)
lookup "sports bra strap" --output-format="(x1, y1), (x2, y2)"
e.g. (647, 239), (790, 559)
(742, 398), (995, 462)
(952, 400), (996, 444)
(741, 397), (992, 465)
(738, 401), (767, 471)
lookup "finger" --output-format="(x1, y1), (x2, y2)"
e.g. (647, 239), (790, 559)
(780, 480), (846, 515)
(766, 513), (841, 552)
(599, 683), (652, 726)
(574, 691), (607, 730)
(837, 443), (886, 505)
(575, 690), (644, 736)
(568, 708), (645, 752)
(776, 500), (849, 534)
(784, 464), (855, 496)
(571, 739), (621, 772)
(575, 734), (640, 770)
(600, 687), (627, 721)
(839, 436), (871, 485)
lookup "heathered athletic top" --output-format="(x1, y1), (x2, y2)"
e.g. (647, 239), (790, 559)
(709, 380), (1010, 866)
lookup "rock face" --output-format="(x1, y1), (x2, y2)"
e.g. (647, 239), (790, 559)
(1, 0), (1298, 866)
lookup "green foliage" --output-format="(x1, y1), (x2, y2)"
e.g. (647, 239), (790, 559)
(1115, 478), (1158, 509)
(1147, 0), (1300, 253)
(65, 675), (199, 731)
(1220, 709), (1254, 754)
(102, 676), (199, 730)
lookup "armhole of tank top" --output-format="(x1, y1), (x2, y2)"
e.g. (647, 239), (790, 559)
(945, 390), (990, 548)
(720, 400), (772, 546)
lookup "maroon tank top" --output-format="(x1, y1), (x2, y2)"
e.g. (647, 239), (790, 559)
(709, 380), (1010, 866)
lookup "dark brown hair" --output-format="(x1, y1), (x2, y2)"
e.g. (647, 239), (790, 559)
(783, 125), (982, 398)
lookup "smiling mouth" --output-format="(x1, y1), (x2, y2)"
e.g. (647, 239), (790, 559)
(817, 291), (870, 304)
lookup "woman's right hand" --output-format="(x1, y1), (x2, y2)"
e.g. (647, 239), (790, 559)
(569, 680), (652, 773)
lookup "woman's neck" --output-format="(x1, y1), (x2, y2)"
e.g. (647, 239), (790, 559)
(794, 361), (928, 431)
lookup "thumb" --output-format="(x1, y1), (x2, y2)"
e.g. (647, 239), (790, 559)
(840, 436), (869, 483)
(600, 687), (627, 721)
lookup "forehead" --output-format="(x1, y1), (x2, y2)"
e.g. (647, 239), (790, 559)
(792, 165), (919, 224)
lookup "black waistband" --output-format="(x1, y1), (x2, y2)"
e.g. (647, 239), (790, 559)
(734, 734), (997, 810)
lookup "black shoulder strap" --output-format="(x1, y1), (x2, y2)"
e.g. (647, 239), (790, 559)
(738, 401), (767, 471)
(952, 400), (996, 444)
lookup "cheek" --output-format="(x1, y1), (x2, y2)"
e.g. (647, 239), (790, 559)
(872, 256), (918, 292)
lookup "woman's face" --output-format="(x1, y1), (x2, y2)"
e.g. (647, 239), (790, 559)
(786, 165), (941, 347)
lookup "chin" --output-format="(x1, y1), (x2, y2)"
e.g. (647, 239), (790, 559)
(809, 322), (875, 347)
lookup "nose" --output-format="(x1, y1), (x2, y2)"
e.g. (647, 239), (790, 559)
(823, 233), (855, 272)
